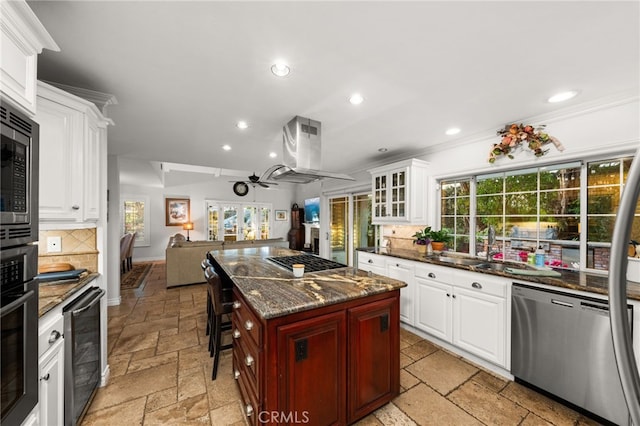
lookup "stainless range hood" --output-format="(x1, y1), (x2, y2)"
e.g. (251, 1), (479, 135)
(264, 116), (355, 183)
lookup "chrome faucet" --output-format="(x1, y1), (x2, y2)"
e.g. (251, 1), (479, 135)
(486, 225), (497, 262)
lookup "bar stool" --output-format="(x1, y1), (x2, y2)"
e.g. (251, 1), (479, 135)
(204, 265), (233, 380)
(201, 258), (213, 337)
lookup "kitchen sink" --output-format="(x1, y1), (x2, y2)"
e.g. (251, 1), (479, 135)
(431, 256), (486, 267)
(474, 262), (535, 272)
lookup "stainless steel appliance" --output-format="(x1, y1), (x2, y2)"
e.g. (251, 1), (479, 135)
(64, 286), (105, 426)
(0, 244), (38, 426)
(1, 101), (39, 248)
(267, 254), (347, 272)
(512, 283), (632, 425)
(609, 146), (640, 422)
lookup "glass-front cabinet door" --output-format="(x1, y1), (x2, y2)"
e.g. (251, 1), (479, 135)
(206, 201), (272, 242)
(369, 158), (429, 225)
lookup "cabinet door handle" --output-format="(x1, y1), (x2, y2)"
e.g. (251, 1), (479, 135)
(452, 294), (457, 299)
(245, 404), (254, 417)
(234, 370), (240, 380)
(472, 282), (482, 289)
(368, 259), (373, 263)
(72, 205), (80, 210)
(48, 330), (62, 344)
(244, 320), (253, 331)
(245, 355), (254, 366)
(233, 301), (241, 309)
(446, 293), (450, 297)
(40, 373), (50, 381)
(428, 272), (436, 278)
(233, 329), (241, 339)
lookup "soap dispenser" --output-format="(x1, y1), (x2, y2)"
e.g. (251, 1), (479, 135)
(535, 245), (545, 267)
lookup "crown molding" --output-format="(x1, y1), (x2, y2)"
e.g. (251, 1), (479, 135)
(41, 80), (118, 117)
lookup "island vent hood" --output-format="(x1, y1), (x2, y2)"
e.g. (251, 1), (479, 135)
(263, 116), (355, 184)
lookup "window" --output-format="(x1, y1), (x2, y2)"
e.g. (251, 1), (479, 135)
(121, 195), (150, 246)
(205, 201), (272, 242)
(440, 179), (471, 253)
(438, 156), (637, 272)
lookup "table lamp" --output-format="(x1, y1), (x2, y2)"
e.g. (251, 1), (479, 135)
(183, 222), (194, 241)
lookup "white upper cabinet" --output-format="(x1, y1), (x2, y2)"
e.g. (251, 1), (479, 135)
(368, 158), (429, 224)
(36, 81), (112, 223)
(0, 0), (58, 115)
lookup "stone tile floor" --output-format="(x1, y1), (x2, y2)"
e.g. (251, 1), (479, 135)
(82, 261), (602, 425)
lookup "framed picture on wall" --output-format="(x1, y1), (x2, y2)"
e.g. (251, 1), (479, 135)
(275, 210), (287, 221)
(166, 198), (190, 226)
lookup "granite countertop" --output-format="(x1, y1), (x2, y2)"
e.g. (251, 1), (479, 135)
(38, 273), (100, 317)
(358, 247), (640, 301)
(210, 246), (407, 320)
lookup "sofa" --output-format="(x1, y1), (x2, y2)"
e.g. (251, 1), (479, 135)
(165, 236), (288, 287)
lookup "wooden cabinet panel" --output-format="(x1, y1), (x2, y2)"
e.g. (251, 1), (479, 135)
(348, 297), (399, 423)
(277, 311), (346, 426)
(415, 276), (452, 341)
(386, 259), (415, 326)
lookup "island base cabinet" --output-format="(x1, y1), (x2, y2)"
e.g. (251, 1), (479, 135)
(277, 311), (347, 426)
(348, 297), (399, 424)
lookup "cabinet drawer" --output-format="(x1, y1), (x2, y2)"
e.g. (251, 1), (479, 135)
(233, 291), (262, 348)
(357, 252), (386, 270)
(453, 270), (507, 298)
(232, 323), (260, 397)
(38, 312), (64, 358)
(414, 263), (454, 283)
(234, 351), (260, 426)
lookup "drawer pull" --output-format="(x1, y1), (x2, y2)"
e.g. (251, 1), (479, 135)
(246, 404), (254, 417)
(245, 355), (254, 366)
(48, 330), (62, 344)
(233, 329), (241, 339)
(234, 370), (240, 380)
(428, 272), (436, 279)
(40, 373), (50, 381)
(233, 301), (241, 309)
(244, 320), (253, 331)
(72, 205), (80, 210)
(368, 259), (373, 263)
(472, 282), (482, 289)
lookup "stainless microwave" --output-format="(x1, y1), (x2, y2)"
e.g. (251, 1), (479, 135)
(0, 101), (39, 248)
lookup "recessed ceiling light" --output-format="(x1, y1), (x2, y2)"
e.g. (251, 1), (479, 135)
(236, 121), (249, 129)
(222, 145), (231, 151)
(269, 152), (277, 158)
(349, 93), (364, 105)
(445, 127), (461, 136)
(378, 148), (388, 152)
(547, 90), (579, 103)
(271, 61), (290, 77)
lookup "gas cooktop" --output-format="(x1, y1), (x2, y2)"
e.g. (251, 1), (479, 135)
(267, 255), (347, 273)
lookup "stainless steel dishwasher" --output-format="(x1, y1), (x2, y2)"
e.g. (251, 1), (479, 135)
(512, 283), (632, 426)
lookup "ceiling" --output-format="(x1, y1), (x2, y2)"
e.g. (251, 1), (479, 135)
(28, 1), (640, 184)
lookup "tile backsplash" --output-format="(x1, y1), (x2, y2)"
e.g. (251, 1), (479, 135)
(382, 225), (428, 252)
(38, 228), (98, 272)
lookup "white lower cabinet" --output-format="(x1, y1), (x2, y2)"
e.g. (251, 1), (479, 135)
(416, 264), (508, 368)
(39, 337), (64, 426)
(385, 259), (415, 326)
(357, 251), (387, 276)
(38, 307), (65, 426)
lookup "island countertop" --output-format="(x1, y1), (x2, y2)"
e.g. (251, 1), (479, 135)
(209, 246), (407, 320)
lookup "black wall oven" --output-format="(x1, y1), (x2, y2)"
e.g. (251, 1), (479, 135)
(1, 244), (38, 425)
(1, 100), (39, 248)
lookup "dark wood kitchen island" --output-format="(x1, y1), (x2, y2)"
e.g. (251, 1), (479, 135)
(209, 247), (407, 426)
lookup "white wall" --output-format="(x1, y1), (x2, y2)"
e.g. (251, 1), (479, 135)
(120, 171), (298, 261)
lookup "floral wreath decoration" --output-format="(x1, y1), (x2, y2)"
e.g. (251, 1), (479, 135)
(488, 123), (564, 163)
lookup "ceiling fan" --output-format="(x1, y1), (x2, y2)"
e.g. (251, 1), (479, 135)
(231, 172), (278, 196)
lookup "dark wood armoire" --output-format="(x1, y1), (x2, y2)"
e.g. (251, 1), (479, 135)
(287, 207), (305, 250)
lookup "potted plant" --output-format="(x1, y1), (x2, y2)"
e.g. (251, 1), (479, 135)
(429, 228), (452, 252)
(412, 226), (432, 254)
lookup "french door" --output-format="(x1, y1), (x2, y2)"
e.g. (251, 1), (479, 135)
(206, 201), (272, 242)
(327, 193), (373, 266)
